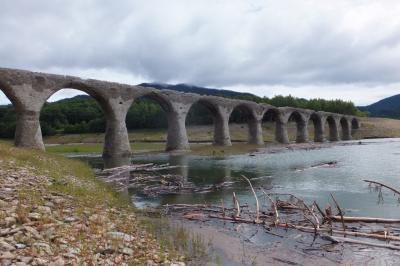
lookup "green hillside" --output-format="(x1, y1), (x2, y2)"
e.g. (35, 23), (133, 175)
(359, 94), (400, 119)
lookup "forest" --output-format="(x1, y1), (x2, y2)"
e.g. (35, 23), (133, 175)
(0, 93), (366, 138)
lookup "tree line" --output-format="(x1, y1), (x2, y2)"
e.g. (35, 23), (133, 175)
(0, 94), (366, 138)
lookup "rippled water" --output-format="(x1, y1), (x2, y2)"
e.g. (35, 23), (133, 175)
(83, 138), (400, 218)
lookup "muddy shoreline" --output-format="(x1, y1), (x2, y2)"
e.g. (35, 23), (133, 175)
(169, 213), (400, 265)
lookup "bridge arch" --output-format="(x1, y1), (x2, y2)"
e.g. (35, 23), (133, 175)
(308, 113), (324, 142)
(0, 80), (20, 110)
(286, 110), (308, 143)
(42, 89), (107, 136)
(128, 91), (174, 150)
(39, 87), (112, 160)
(229, 103), (261, 145)
(132, 91), (174, 113)
(0, 87), (17, 141)
(262, 108), (284, 143)
(325, 116), (339, 141)
(185, 98), (222, 146)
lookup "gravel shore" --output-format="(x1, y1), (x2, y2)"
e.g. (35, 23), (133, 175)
(0, 144), (185, 266)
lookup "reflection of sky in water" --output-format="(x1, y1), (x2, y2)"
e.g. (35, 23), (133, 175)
(86, 138), (400, 218)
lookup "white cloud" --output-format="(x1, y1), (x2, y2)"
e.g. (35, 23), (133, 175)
(0, 0), (400, 105)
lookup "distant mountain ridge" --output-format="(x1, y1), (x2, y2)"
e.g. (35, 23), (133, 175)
(359, 94), (400, 119)
(139, 83), (256, 98)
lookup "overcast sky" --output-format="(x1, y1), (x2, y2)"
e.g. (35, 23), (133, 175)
(1, 0), (400, 105)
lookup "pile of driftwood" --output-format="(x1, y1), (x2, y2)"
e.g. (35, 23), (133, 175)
(165, 176), (400, 251)
(96, 163), (234, 196)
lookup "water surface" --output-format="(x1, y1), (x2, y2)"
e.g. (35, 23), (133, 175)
(82, 138), (400, 218)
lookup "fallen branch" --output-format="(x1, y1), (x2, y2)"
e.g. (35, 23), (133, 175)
(330, 216), (400, 224)
(209, 214), (264, 224)
(206, 215), (400, 242)
(322, 235), (400, 251)
(278, 223), (400, 242)
(364, 180), (400, 196)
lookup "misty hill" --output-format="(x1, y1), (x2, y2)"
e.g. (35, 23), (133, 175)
(359, 94), (400, 119)
(139, 83), (256, 99)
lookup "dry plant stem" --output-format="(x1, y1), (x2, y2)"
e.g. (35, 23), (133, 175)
(323, 235), (400, 251)
(209, 214), (264, 224)
(260, 188), (279, 225)
(240, 175), (260, 223)
(221, 199), (225, 217)
(268, 192), (319, 229)
(314, 201), (326, 219)
(310, 204), (320, 230)
(331, 193), (346, 235)
(363, 179), (400, 196)
(232, 192), (241, 217)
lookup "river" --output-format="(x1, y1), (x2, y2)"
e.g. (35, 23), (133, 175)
(80, 138), (400, 219)
(72, 138), (400, 265)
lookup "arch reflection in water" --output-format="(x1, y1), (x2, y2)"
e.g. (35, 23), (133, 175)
(169, 155), (189, 181)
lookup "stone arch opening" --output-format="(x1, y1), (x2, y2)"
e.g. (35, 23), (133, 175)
(0, 89), (17, 141)
(127, 92), (173, 151)
(340, 117), (351, 140)
(185, 99), (219, 145)
(308, 113), (324, 142)
(287, 111), (307, 143)
(229, 104), (257, 144)
(262, 108), (281, 143)
(40, 88), (106, 152)
(326, 116), (338, 141)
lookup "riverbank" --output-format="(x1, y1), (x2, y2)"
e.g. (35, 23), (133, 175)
(0, 142), (186, 265)
(37, 116), (400, 155)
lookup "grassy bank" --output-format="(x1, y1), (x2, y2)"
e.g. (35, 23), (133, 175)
(353, 117), (400, 139)
(46, 142), (166, 154)
(40, 117), (400, 156)
(0, 142), (190, 265)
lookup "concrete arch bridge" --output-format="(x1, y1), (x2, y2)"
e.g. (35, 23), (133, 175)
(0, 68), (360, 164)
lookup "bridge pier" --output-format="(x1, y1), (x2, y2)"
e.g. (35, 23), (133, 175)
(102, 99), (133, 168)
(327, 118), (340, 141)
(341, 119), (352, 140)
(275, 121), (289, 144)
(213, 110), (232, 146)
(103, 116), (131, 160)
(314, 123), (325, 142)
(166, 111), (190, 151)
(15, 110), (45, 150)
(248, 118), (264, 145)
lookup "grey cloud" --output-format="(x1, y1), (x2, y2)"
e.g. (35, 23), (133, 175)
(1, 0), (400, 91)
